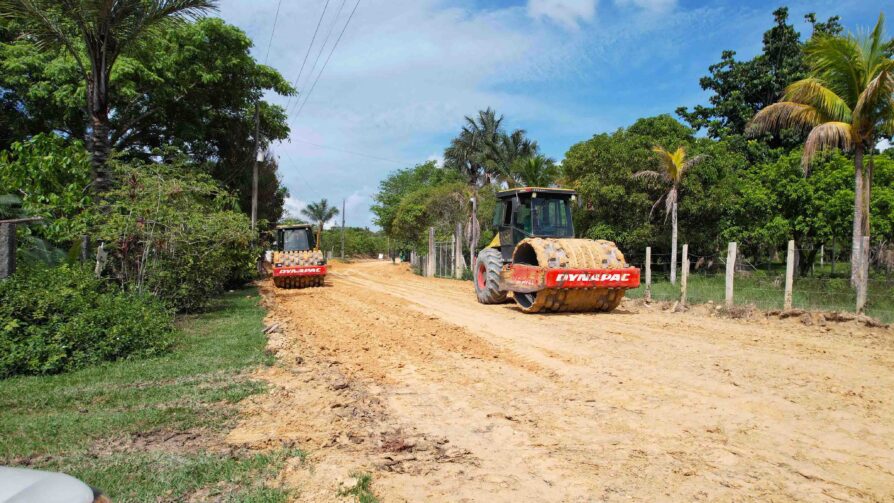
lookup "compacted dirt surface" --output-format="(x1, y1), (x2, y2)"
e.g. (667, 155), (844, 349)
(228, 260), (894, 502)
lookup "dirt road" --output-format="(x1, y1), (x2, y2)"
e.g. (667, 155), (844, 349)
(229, 260), (894, 502)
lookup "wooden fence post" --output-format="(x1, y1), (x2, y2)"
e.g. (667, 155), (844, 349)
(0, 223), (15, 279)
(680, 244), (689, 307)
(644, 246), (652, 301)
(454, 222), (464, 279)
(725, 242), (737, 307)
(784, 240), (795, 310)
(427, 227), (435, 278)
(856, 236), (869, 314)
(819, 244), (824, 269)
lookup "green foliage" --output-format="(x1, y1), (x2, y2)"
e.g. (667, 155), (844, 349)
(676, 7), (842, 154)
(562, 115), (739, 257)
(0, 288), (296, 500)
(301, 198), (339, 248)
(0, 264), (173, 377)
(320, 227), (388, 258)
(372, 161), (465, 238)
(510, 155), (558, 187)
(0, 16), (293, 223)
(94, 160), (256, 312)
(0, 134), (92, 243)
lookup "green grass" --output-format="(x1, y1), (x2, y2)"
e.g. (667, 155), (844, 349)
(0, 288), (298, 502)
(339, 473), (380, 503)
(626, 271), (894, 323)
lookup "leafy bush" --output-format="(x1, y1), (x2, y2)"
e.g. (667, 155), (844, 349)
(94, 160), (256, 312)
(0, 265), (174, 377)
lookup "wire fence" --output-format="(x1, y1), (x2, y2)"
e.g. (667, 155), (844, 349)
(627, 243), (894, 323)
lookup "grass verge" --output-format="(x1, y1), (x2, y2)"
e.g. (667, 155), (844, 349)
(0, 287), (297, 502)
(339, 473), (379, 503)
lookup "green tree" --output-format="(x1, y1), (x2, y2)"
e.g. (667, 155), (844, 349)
(748, 14), (894, 283)
(676, 7), (844, 155)
(633, 146), (705, 284)
(0, 0), (216, 192)
(510, 155), (558, 187)
(562, 115), (736, 260)
(0, 17), (293, 221)
(301, 199), (339, 249)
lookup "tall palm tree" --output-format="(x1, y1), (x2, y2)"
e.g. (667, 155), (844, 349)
(444, 108), (505, 267)
(633, 146), (705, 285)
(748, 14), (893, 283)
(444, 107), (504, 186)
(511, 155), (558, 188)
(485, 129), (538, 185)
(301, 199), (339, 248)
(0, 0), (217, 192)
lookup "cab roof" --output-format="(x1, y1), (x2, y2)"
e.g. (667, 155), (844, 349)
(276, 223), (313, 230)
(496, 187), (576, 199)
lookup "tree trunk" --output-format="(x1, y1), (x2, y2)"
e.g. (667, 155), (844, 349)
(850, 145), (865, 286)
(670, 201), (678, 285)
(87, 69), (112, 194)
(468, 192), (480, 269)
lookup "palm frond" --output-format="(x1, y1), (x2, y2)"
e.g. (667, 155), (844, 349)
(853, 61), (894, 127)
(802, 121), (854, 171)
(784, 78), (852, 122)
(682, 153), (707, 171)
(664, 187), (677, 223)
(804, 33), (864, 105)
(747, 102), (824, 136)
(632, 170), (666, 183)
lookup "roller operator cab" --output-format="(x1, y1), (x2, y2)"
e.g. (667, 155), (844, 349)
(475, 187), (641, 313)
(271, 224), (327, 289)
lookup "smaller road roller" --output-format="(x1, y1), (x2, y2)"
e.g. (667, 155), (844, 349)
(475, 187), (640, 313)
(270, 223), (327, 288)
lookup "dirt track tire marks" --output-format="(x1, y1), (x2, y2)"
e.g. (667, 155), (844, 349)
(232, 260), (894, 502)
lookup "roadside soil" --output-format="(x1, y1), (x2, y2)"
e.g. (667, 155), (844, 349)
(228, 260), (894, 502)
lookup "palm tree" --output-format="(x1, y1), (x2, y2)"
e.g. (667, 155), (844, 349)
(633, 146), (705, 285)
(444, 108), (504, 186)
(0, 0), (217, 192)
(511, 155), (558, 188)
(748, 14), (893, 284)
(485, 130), (538, 185)
(301, 199), (339, 248)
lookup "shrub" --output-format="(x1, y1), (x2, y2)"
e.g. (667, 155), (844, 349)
(95, 161), (257, 312)
(0, 264), (174, 377)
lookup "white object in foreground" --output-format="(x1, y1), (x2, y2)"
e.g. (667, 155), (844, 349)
(0, 466), (98, 503)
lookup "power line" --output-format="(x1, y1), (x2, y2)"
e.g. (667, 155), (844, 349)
(294, 0), (361, 118)
(262, 0), (284, 65)
(289, 0), (348, 115)
(293, 138), (405, 165)
(284, 0), (331, 112)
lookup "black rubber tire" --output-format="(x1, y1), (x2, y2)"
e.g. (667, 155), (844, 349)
(474, 248), (508, 304)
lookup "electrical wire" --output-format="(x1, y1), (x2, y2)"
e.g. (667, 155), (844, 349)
(284, 0), (331, 112)
(289, 0), (348, 115)
(293, 0), (361, 118)
(262, 0), (284, 65)
(293, 138), (405, 164)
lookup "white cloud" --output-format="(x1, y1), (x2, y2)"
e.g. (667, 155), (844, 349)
(878, 138), (892, 152)
(614, 0), (677, 13)
(527, 0), (597, 30)
(283, 196), (307, 219)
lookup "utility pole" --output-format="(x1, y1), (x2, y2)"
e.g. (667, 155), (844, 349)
(341, 198), (346, 260)
(250, 102), (261, 236)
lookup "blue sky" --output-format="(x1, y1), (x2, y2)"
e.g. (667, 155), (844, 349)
(217, 0), (888, 228)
